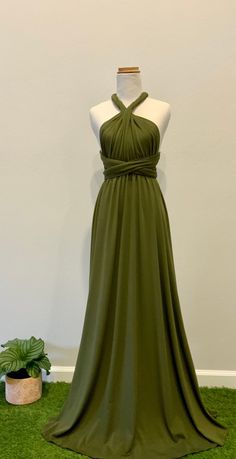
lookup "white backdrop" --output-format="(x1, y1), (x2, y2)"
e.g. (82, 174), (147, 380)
(0, 1), (235, 384)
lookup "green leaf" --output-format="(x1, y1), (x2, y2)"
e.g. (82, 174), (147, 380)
(0, 336), (50, 377)
(26, 361), (41, 378)
(1, 338), (22, 349)
(0, 348), (26, 374)
(36, 354), (51, 374)
(1, 336), (44, 361)
(21, 336), (44, 362)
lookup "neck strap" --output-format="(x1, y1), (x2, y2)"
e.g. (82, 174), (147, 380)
(111, 91), (148, 112)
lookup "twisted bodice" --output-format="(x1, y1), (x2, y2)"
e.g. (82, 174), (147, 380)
(99, 91), (161, 180)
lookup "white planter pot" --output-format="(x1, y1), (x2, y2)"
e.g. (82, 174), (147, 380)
(5, 370), (42, 405)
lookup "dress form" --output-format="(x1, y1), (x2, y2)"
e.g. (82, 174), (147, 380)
(41, 66), (228, 459)
(89, 67), (171, 149)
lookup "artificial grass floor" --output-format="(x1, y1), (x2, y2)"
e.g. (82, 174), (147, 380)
(0, 381), (235, 458)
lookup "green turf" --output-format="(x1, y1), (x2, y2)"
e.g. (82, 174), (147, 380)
(0, 381), (235, 458)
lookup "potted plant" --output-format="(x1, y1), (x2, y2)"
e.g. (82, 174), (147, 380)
(0, 336), (51, 405)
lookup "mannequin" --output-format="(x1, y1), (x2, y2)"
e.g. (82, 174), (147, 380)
(41, 65), (228, 458)
(89, 66), (171, 149)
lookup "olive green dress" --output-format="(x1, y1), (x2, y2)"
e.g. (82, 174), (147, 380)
(41, 91), (228, 458)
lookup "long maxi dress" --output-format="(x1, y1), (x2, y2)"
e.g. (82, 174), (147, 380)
(41, 91), (228, 459)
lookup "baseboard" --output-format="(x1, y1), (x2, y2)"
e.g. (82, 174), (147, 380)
(44, 367), (236, 388)
(1, 367), (235, 388)
(43, 366), (75, 383)
(195, 369), (236, 388)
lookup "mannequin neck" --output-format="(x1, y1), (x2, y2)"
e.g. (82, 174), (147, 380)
(116, 73), (143, 105)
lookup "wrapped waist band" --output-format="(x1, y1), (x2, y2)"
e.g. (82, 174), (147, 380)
(100, 151), (160, 180)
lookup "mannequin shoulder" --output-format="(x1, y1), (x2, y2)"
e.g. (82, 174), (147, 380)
(89, 98), (113, 121)
(146, 96), (171, 119)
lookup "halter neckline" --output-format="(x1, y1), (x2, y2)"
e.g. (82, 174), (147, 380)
(111, 91), (149, 112)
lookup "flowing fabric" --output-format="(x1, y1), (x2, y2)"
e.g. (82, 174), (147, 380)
(41, 91), (228, 458)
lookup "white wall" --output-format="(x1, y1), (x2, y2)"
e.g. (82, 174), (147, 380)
(0, 1), (235, 382)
